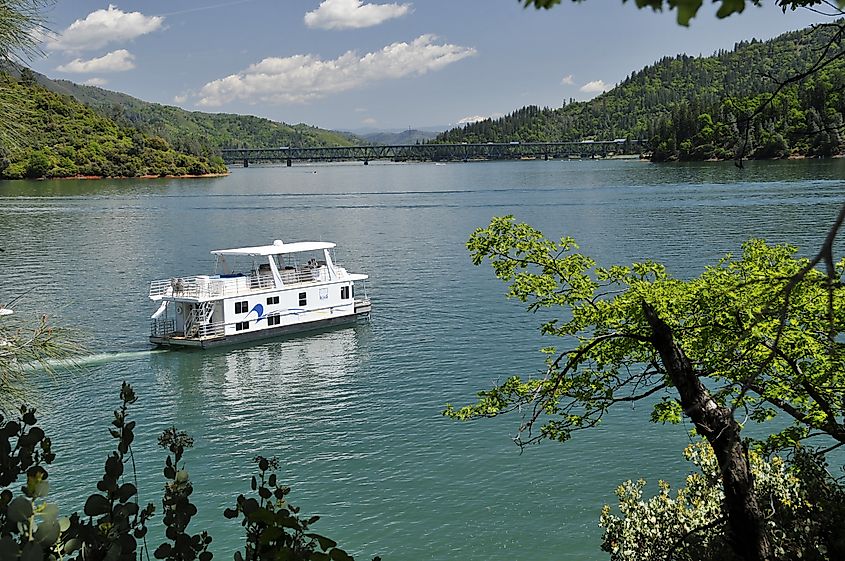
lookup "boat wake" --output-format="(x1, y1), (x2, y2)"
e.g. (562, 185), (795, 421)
(46, 349), (167, 369)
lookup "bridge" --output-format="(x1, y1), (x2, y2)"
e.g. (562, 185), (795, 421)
(220, 140), (646, 166)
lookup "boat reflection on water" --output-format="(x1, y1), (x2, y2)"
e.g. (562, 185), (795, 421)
(148, 324), (373, 429)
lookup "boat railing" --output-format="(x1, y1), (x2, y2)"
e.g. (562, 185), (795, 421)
(149, 318), (226, 340)
(150, 267), (337, 301)
(150, 319), (175, 338)
(279, 266), (330, 285)
(195, 322), (225, 338)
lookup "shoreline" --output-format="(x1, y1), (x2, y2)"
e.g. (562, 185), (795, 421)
(30, 172), (230, 181)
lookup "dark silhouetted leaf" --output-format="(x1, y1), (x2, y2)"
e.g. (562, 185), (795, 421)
(329, 548), (353, 561)
(154, 544), (172, 559)
(117, 483), (137, 502)
(306, 534), (337, 551)
(84, 494), (111, 517)
(20, 542), (42, 561)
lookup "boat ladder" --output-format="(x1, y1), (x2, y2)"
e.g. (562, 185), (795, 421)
(185, 302), (216, 337)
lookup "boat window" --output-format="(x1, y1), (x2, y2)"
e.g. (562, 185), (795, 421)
(341, 286), (350, 300)
(267, 315), (281, 326)
(235, 300), (249, 314)
(235, 321), (249, 331)
(298, 292), (307, 307)
(267, 296), (279, 305)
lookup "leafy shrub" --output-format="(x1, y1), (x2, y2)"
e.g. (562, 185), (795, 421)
(0, 383), (368, 561)
(600, 441), (845, 561)
(24, 151), (50, 179)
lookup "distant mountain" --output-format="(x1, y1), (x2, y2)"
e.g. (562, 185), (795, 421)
(10, 66), (360, 157)
(437, 22), (845, 160)
(357, 129), (439, 144)
(0, 73), (227, 179)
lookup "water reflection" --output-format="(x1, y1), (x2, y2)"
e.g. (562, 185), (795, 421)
(149, 325), (372, 423)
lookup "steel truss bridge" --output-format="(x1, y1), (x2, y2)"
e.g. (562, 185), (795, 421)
(221, 140), (645, 166)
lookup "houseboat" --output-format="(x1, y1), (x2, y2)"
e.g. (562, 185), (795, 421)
(148, 240), (371, 348)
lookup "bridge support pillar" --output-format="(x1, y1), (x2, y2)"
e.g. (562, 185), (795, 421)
(363, 160), (368, 166)
(286, 158), (292, 167)
(243, 159), (249, 168)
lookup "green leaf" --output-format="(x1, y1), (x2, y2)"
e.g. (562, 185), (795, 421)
(675, 0), (703, 26)
(329, 548), (353, 561)
(306, 533), (337, 551)
(651, 398), (683, 424)
(715, 0), (745, 18)
(84, 494), (111, 517)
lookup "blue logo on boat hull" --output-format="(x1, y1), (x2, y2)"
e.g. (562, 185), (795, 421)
(247, 303), (265, 323)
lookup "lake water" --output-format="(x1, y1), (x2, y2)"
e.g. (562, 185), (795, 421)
(1, 158), (844, 560)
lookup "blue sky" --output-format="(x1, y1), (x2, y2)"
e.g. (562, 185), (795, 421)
(28, 1), (831, 132)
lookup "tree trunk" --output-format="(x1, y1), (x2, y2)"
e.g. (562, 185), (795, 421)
(642, 302), (772, 561)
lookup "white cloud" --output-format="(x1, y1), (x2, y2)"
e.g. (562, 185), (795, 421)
(361, 117), (378, 125)
(173, 94), (188, 104)
(49, 5), (164, 52)
(457, 112), (503, 125)
(197, 34), (476, 107)
(56, 50), (135, 73)
(458, 115), (488, 124)
(560, 74), (574, 85)
(83, 77), (108, 86)
(580, 79), (608, 93)
(304, 0), (411, 30)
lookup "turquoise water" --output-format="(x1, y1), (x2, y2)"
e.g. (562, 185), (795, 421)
(1, 159), (844, 560)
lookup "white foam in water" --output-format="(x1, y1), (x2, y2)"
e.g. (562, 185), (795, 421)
(35, 349), (168, 369)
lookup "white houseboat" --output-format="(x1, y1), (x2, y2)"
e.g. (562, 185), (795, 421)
(148, 240), (371, 348)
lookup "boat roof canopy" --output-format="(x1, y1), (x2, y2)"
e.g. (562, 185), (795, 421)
(211, 240), (336, 257)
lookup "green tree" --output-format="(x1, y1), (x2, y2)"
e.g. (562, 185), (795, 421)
(447, 216), (845, 561)
(23, 149), (49, 178)
(521, 1), (845, 26)
(0, 0), (52, 62)
(0, 2), (54, 147)
(0, 307), (80, 408)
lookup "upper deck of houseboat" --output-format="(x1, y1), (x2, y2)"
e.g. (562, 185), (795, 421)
(148, 240), (367, 303)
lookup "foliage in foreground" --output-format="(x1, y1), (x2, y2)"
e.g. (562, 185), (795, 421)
(521, 0), (845, 26)
(447, 215), (845, 560)
(0, 383), (367, 561)
(449, 216), (845, 454)
(0, 310), (81, 410)
(600, 441), (845, 561)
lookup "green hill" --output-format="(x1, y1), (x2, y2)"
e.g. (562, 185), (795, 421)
(22, 69), (359, 156)
(0, 73), (227, 179)
(437, 23), (845, 161)
(358, 129), (439, 144)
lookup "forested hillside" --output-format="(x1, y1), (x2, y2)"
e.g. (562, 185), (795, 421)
(0, 74), (227, 179)
(21, 69), (359, 157)
(437, 23), (845, 161)
(359, 129), (438, 144)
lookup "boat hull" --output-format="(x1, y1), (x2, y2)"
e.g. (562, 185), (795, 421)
(150, 308), (370, 349)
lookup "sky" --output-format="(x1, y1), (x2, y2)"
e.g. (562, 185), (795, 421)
(26, 0), (835, 132)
